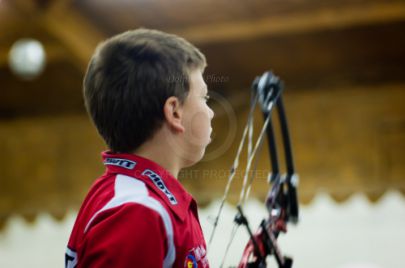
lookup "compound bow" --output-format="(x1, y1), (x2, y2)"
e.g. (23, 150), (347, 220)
(208, 71), (299, 268)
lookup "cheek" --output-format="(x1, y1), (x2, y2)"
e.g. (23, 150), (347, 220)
(186, 109), (211, 143)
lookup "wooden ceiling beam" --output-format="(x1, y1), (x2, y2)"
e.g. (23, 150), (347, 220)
(171, 2), (405, 44)
(39, 0), (105, 71)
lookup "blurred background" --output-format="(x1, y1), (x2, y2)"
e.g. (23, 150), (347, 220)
(0, 0), (404, 267)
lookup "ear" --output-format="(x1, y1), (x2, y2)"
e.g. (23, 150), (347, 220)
(163, 96), (185, 133)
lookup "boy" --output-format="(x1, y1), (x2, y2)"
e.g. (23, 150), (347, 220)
(66, 29), (213, 268)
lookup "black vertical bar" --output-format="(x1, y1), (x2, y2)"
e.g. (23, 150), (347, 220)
(277, 95), (299, 222)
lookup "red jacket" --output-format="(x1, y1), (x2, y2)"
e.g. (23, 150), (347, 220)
(66, 152), (209, 268)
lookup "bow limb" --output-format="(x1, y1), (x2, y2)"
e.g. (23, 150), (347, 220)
(276, 96), (299, 223)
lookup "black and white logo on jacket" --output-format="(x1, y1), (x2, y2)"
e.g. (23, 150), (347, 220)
(142, 169), (178, 205)
(104, 158), (136, 170)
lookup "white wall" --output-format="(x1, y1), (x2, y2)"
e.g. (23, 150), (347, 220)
(1, 191), (404, 268)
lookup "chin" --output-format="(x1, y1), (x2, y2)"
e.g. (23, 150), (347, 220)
(183, 148), (206, 168)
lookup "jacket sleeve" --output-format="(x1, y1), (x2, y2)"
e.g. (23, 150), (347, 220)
(79, 203), (170, 268)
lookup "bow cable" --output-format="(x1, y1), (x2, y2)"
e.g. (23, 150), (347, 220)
(208, 93), (259, 247)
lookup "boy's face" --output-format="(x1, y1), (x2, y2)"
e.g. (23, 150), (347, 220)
(180, 68), (214, 164)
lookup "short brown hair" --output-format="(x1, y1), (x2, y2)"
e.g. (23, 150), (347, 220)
(83, 29), (206, 153)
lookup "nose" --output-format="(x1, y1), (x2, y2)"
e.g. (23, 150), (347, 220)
(208, 106), (215, 120)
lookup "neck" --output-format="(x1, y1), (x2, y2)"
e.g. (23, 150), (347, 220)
(133, 127), (182, 178)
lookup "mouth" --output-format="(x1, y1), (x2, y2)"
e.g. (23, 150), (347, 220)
(208, 129), (213, 144)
